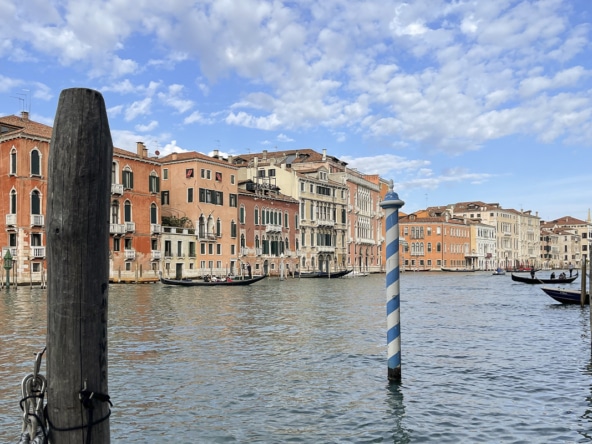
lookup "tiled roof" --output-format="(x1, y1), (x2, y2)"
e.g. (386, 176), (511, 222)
(0, 114), (53, 139)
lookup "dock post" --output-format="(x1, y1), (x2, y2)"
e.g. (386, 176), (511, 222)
(46, 88), (113, 443)
(379, 180), (405, 382)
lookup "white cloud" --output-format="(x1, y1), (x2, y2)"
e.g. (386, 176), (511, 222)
(125, 98), (152, 121)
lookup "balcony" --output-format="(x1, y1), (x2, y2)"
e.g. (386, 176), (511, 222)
(151, 250), (162, 260)
(31, 247), (46, 258)
(151, 224), (162, 234)
(111, 183), (124, 195)
(316, 219), (335, 227)
(265, 224), (282, 233)
(31, 214), (44, 227)
(317, 245), (335, 253)
(125, 222), (136, 232)
(6, 214), (16, 226)
(197, 232), (217, 242)
(2, 247), (17, 258)
(124, 249), (136, 260)
(110, 224), (125, 235)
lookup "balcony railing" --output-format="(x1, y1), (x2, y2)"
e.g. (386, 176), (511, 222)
(317, 245), (335, 253)
(265, 224), (282, 233)
(125, 249), (136, 260)
(151, 224), (162, 234)
(111, 183), (124, 195)
(125, 222), (136, 232)
(110, 224), (125, 235)
(316, 219), (335, 227)
(31, 247), (46, 258)
(31, 214), (44, 227)
(6, 214), (16, 226)
(151, 250), (162, 260)
(2, 247), (17, 258)
(197, 232), (217, 242)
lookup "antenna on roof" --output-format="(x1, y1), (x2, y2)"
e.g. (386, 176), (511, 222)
(11, 95), (25, 113)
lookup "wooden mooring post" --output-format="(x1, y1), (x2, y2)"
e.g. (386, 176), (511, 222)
(46, 88), (113, 443)
(582, 257), (587, 307)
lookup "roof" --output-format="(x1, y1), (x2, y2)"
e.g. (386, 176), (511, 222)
(0, 113), (53, 140)
(232, 148), (347, 167)
(159, 150), (236, 168)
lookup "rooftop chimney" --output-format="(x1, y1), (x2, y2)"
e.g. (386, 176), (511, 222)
(262, 150), (267, 161)
(213, 149), (219, 158)
(322, 148), (327, 161)
(137, 141), (148, 158)
(21, 111), (29, 121)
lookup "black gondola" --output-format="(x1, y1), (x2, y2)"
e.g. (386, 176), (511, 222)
(511, 272), (578, 284)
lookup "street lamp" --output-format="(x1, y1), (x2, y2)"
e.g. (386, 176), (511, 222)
(4, 249), (13, 289)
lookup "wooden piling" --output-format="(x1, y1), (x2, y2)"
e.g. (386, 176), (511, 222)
(582, 258), (587, 307)
(46, 88), (113, 443)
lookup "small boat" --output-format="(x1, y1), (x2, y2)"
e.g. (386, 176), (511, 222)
(511, 272), (578, 285)
(441, 268), (478, 272)
(159, 272), (267, 286)
(492, 268), (506, 276)
(298, 269), (353, 279)
(540, 286), (589, 305)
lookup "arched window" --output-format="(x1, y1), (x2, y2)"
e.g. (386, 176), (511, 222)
(198, 215), (206, 238)
(149, 171), (160, 193)
(30, 149), (41, 176)
(239, 205), (245, 224)
(122, 166), (134, 189)
(230, 220), (237, 238)
(111, 161), (118, 183)
(150, 203), (157, 224)
(124, 200), (132, 222)
(240, 233), (245, 248)
(436, 242), (442, 252)
(216, 218), (221, 237)
(31, 190), (41, 215)
(10, 189), (17, 214)
(10, 148), (17, 175)
(255, 235), (260, 249)
(111, 200), (120, 224)
(254, 207), (259, 225)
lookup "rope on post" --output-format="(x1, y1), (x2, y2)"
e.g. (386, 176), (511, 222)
(380, 180), (405, 382)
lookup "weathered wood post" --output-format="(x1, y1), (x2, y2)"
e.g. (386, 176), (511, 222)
(379, 180), (405, 381)
(46, 88), (113, 443)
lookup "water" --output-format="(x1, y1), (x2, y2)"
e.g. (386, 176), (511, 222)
(1, 273), (592, 443)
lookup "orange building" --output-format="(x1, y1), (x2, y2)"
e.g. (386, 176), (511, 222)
(237, 178), (300, 277)
(110, 143), (163, 282)
(0, 112), (51, 285)
(399, 209), (472, 270)
(159, 150), (240, 278)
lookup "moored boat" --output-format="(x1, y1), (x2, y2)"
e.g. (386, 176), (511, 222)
(441, 268), (478, 272)
(511, 272), (578, 285)
(298, 269), (353, 278)
(159, 272), (267, 286)
(540, 286), (589, 304)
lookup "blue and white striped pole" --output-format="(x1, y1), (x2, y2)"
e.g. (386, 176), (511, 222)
(380, 180), (405, 381)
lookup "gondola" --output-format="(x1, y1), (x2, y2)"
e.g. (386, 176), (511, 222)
(440, 268), (478, 272)
(298, 269), (353, 278)
(159, 272), (267, 286)
(511, 272), (578, 284)
(540, 286), (589, 304)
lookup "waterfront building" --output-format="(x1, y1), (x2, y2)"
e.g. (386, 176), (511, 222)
(540, 215), (591, 268)
(539, 226), (577, 269)
(110, 143), (163, 282)
(444, 201), (540, 269)
(468, 221), (496, 270)
(159, 150), (240, 278)
(232, 149), (350, 273)
(0, 112), (50, 284)
(237, 177), (300, 277)
(399, 209), (471, 270)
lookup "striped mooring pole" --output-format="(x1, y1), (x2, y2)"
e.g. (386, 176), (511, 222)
(380, 180), (405, 381)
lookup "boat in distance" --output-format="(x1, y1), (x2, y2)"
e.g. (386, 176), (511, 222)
(298, 269), (353, 278)
(440, 268), (478, 272)
(159, 272), (267, 286)
(540, 286), (589, 304)
(511, 272), (578, 284)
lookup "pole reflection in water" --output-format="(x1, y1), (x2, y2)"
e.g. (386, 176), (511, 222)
(2, 273), (592, 442)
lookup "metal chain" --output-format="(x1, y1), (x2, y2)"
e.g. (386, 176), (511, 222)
(18, 348), (47, 444)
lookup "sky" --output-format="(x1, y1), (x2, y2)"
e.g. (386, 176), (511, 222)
(1, 0), (591, 222)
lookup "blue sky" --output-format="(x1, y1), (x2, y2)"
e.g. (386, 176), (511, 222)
(1, 0), (591, 221)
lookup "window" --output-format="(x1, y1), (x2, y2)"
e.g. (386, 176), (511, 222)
(186, 168), (194, 178)
(149, 173), (160, 193)
(10, 148), (17, 175)
(150, 203), (157, 224)
(9, 233), (17, 247)
(163, 169), (168, 180)
(268, 169), (276, 177)
(231, 175), (235, 185)
(201, 169), (211, 179)
(177, 241), (183, 257)
(31, 149), (41, 176)
(284, 212), (288, 228)
(214, 191), (223, 206)
(31, 190), (41, 215)
(200, 244), (206, 254)
(111, 200), (119, 223)
(215, 172), (222, 182)
(124, 200), (132, 222)
(229, 194), (237, 207)
(189, 242), (196, 257)
(258, 170), (266, 177)
(255, 208), (259, 225)
(124, 238), (132, 250)
(122, 168), (134, 189)
(239, 205), (245, 224)
(113, 238), (120, 252)
(111, 162), (118, 184)
(217, 244), (221, 254)
(216, 218), (221, 237)
(161, 191), (169, 205)
(165, 241), (172, 257)
(208, 244), (213, 254)
(188, 188), (194, 203)
(231, 220), (237, 238)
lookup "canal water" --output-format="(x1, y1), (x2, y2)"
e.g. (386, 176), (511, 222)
(1, 272), (592, 443)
